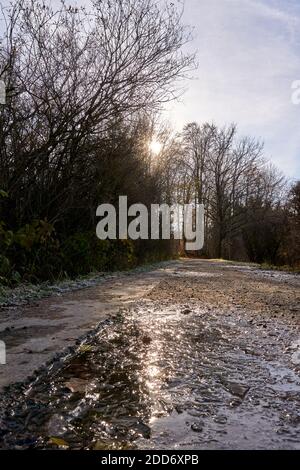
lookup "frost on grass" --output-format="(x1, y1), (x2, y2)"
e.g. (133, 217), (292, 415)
(0, 261), (174, 308)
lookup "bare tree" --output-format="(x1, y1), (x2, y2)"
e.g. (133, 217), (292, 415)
(0, 0), (194, 226)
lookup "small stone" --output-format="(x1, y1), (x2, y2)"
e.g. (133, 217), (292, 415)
(142, 335), (152, 345)
(175, 405), (184, 414)
(182, 308), (192, 315)
(223, 381), (250, 398)
(191, 423), (203, 433)
(229, 398), (243, 408)
(213, 415), (227, 425)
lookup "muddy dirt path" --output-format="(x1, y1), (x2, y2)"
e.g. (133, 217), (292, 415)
(0, 260), (299, 450)
(0, 266), (169, 389)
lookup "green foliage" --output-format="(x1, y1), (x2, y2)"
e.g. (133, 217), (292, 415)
(0, 217), (13, 282)
(62, 233), (110, 275)
(260, 263), (300, 274)
(0, 216), (61, 284)
(0, 210), (174, 285)
(0, 190), (8, 199)
(14, 220), (54, 250)
(0, 222), (14, 249)
(109, 239), (137, 270)
(0, 254), (10, 275)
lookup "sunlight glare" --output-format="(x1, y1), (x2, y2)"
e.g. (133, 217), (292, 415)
(149, 139), (162, 156)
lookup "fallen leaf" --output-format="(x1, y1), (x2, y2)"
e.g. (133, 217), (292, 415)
(79, 344), (93, 353)
(49, 437), (69, 448)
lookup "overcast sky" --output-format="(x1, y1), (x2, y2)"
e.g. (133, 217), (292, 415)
(164, 0), (300, 179)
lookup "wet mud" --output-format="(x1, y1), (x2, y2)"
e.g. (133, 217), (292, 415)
(0, 260), (299, 450)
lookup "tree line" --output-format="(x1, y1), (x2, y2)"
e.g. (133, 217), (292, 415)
(0, 0), (299, 285)
(163, 122), (298, 265)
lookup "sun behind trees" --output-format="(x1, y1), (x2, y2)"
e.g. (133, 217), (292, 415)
(0, 0), (299, 285)
(0, 0), (193, 282)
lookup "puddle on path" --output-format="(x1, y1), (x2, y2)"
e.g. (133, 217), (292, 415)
(0, 303), (299, 450)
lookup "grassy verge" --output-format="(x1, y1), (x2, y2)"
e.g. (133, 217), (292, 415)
(208, 258), (259, 267)
(0, 259), (177, 308)
(208, 258), (300, 273)
(259, 263), (300, 274)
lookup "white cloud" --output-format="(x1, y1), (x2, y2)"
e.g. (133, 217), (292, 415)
(243, 0), (298, 25)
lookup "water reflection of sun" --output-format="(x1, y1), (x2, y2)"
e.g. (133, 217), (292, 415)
(139, 309), (185, 428)
(144, 348), (161, 391)
(142, 338), (171, 424)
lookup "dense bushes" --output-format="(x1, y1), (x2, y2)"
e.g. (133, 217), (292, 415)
(0, 189), (135, 284)
(61, 235), (137, 275)
(0, 214), (60, 283)
(0, 211), (175, 285)
(0, 0), (191, 285)
(280, 182), (300, 269)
